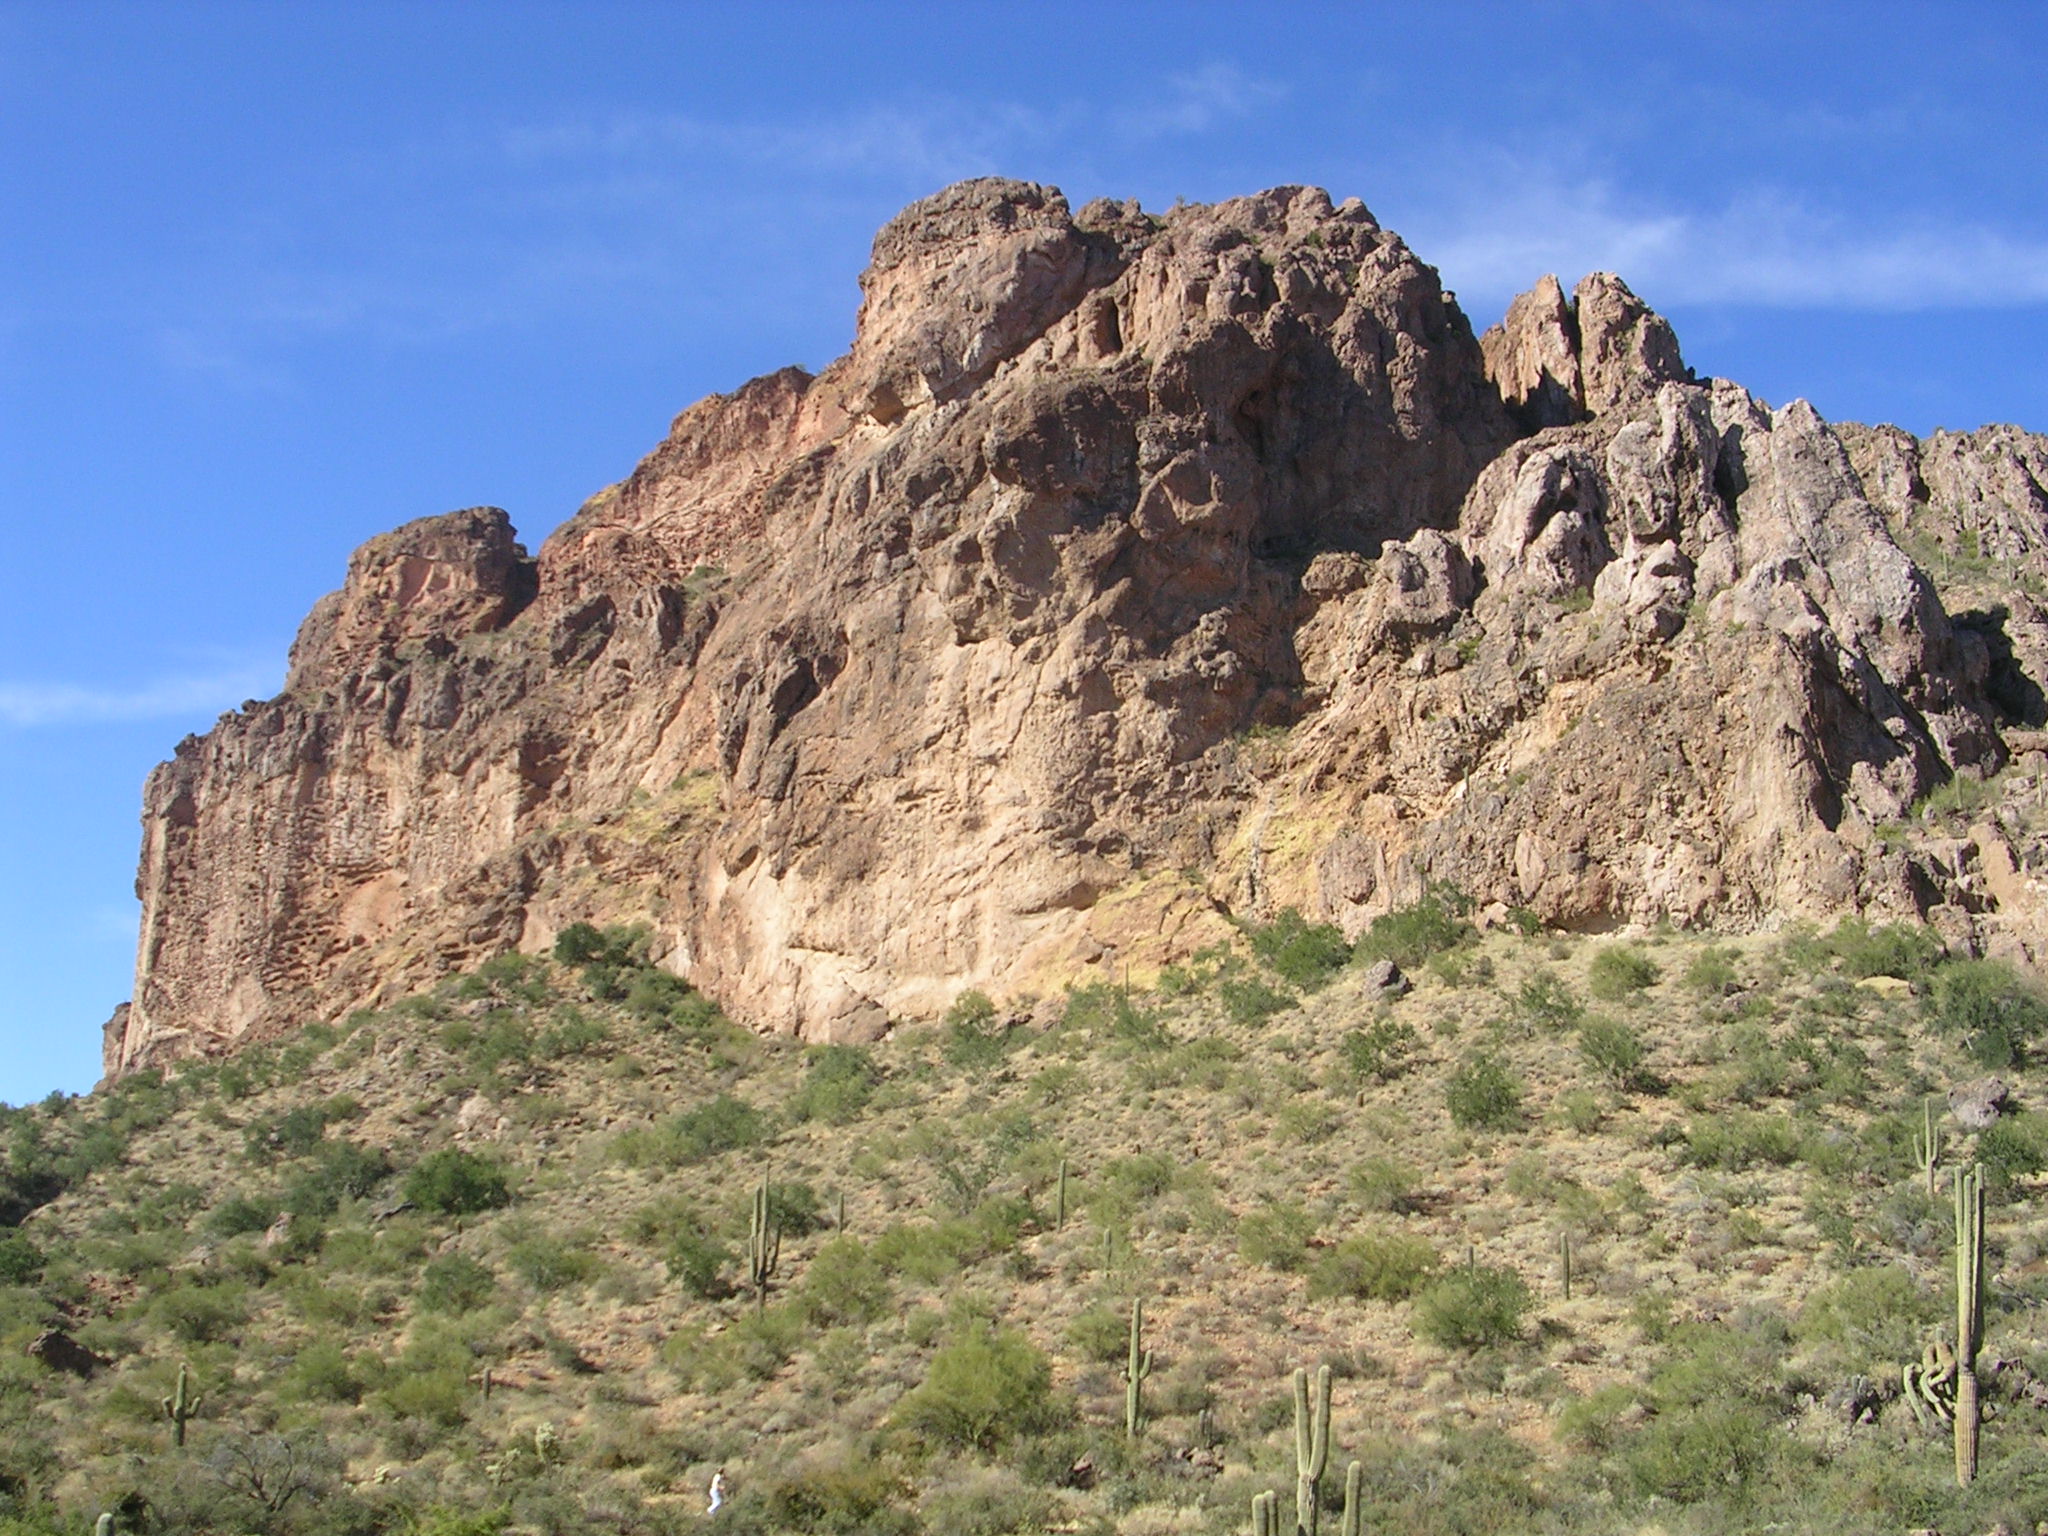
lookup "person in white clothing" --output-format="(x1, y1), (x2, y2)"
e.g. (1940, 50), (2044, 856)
(708, 1468), (727, 1515)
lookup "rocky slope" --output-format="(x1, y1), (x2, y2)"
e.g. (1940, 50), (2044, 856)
(113, 179), (2048, 1074)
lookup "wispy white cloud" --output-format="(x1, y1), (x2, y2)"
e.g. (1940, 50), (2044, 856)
(1413, 173), (2048, 314)
(1114, 63), (1286, 139)
(0, 663), (280, 727)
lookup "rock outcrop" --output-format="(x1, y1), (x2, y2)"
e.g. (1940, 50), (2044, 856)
(111, 180), (2048, 1074)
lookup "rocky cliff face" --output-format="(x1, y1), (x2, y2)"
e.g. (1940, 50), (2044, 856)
(112, 179), (2048, 1073)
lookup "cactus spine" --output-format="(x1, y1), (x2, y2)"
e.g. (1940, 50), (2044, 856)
(1125, 1298), (1153, 1439)
(748, 1178), (781, 1314)
(1915, 1097), (1943, 1198)
(1338, 1460), (1363, 1536)
(1251, 1489), (1280, 1536)
(1955, 1163), (1985, 1487)
(1293, 1364), (1332, 1536)
(161, 1361), (201, 1448)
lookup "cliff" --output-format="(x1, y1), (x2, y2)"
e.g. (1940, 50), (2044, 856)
(113, 179), (2048, 1073)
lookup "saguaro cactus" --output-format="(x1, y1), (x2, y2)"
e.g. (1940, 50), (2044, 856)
(1056, 1158), (1070, 1229)
(1559, 1231), (1573, 1300)
(1125, 1298), (1153, 1439)
(1293, 1365), (1332, 1536)
(161, 1361), (202, 1448)
(1955, 1163), (1985, 1487)
(748, 1178), (781, 1314)
(1338, 1461), (1363, 1536)
(1914, 1097), (1943, 1199)
(1251, 1489), (1280, 1536)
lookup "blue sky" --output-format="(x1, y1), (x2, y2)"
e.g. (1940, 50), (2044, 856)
(2, 1), (2044, 1104)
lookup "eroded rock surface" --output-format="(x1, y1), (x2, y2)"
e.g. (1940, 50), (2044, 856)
(112, 180), (2048, 1073)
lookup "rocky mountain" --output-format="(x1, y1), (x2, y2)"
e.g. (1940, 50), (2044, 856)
(111, 178), (2048, 1075)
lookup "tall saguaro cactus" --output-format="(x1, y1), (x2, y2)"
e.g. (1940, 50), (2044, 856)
(1251, 1490), (1280, 1536)
(748, 1178), (781, 1314)
(1338, 1460), (1363, 1536)
(161, 1361), (202, 1448)
(1293, 1365), (1332, 1536)
(1914, 1097), (1943, 1199)
(1125, 1298), (1153, 1439)
(1954, 1163), (1985, 1487)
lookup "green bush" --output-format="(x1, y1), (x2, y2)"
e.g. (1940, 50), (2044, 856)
(0, 1229), (43, 1283)
(893, 1324), (1059, 1451)
(1341, 1018), (1419, 1082)
(417, 1253), (497, 1314)
(611, 1094), (767, 1167)
(1977, 1110), (2048, 1190)
(505, 1230), (601, 1292)
(1516, 971), (1584, 1030)
(764, 1460), (917, 1536)
(1238, 1200), (1316, 1271)
(204, 1193), (279, 1239)
(796, 1235), (891, 1326)
(945, 991), (1015, 1069)
(1794, 1264), (1940, 1368)
(1349, 1155), (1417, 1213)
(1308, 1230), (1439, 1302)
(1065, 1304), (1133, 1365)
(1588, 945), (1659, 1000)
(1445, 1054), (1523, 1130)
(663, 1227), (732, 1299)
(1827, 917), (1943, 980)
(1682, 1111), (1805, 1170)
(404, 1150), (512, 1215)
(1412, 1264), (1533, 1350)
(1578, 1015), (1648, 1088)
(1219, 974), (1295, 1026)
(790, 1046), (881, 1124)
(151, 1280), (250, 1343)
(1247, 908), (1351, 990)
(1682, 946), (1741, 996)
(1926, 959), (2048, 1068)
(283, 1140), (392, 1217)
(1355, 888), (1474, 970)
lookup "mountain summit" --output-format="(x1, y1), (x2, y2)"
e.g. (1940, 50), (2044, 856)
(112, 179), (2046, 1073)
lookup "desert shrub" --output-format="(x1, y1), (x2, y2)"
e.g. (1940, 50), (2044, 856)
(1247, 908), (1350, 990)
(1354, 887), (1474, 970)
(205, 1193), (279, 1239)
(1977, 1110), (2048, 1190)
(1588, 944), (1660, 1000)
(0, 1230), (43, 1284)
(1066, 1304), (1134, 1365)
(1516, 970), (1583, 1030)
(1412, 1264), (1532, 1350)
(416, 1253), (496, 1314)
(796, 1235), (891, 1326)
(1219, 973), (1295, 1026)
(790, 1045), (881, 1124)
(1341, 1017), (1419, 1082)
(945, 992), (1016, 1069)
(1349, 1155), (1417, 1213)
(873, 1219), (985, 1283)
(766, 1180), (827, 1236)
(894, 1324), (1059, 1451)
(1238, 1200), (1316, 1271)
(243, 1096), (358, 1160)
(1794, 1264), (1940, 1369)
(505, 1230), (600, 1292)
(1827, 917), (1943, 980)
(1309, 1230), (1439, 1302)
(404, 1150), (512, 1215)
(1927, 959), (2048, 1068)
(663, 1226), (732, 1298)
(376, 1366), (471, 1430)
(1555, 1088), (1605, 1134)
(1683, 945), (1741, 996)
(920, 1466), (1057, 1536)
(152, 1279), (250, 1343)
(763, 1459), (916, 1536)
(1682, 1111), (1805, 1170)
(536, 1008), (607, 1057)
(284, 1338), (375, 1404)
(1445, 1053), (1523, 1130)
(611, 1095), (767, 1167)
(1621, 1399), (1784, 1505)
(1578, 1015), (1648, 1088)
(283, 1140), (392, 1218)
